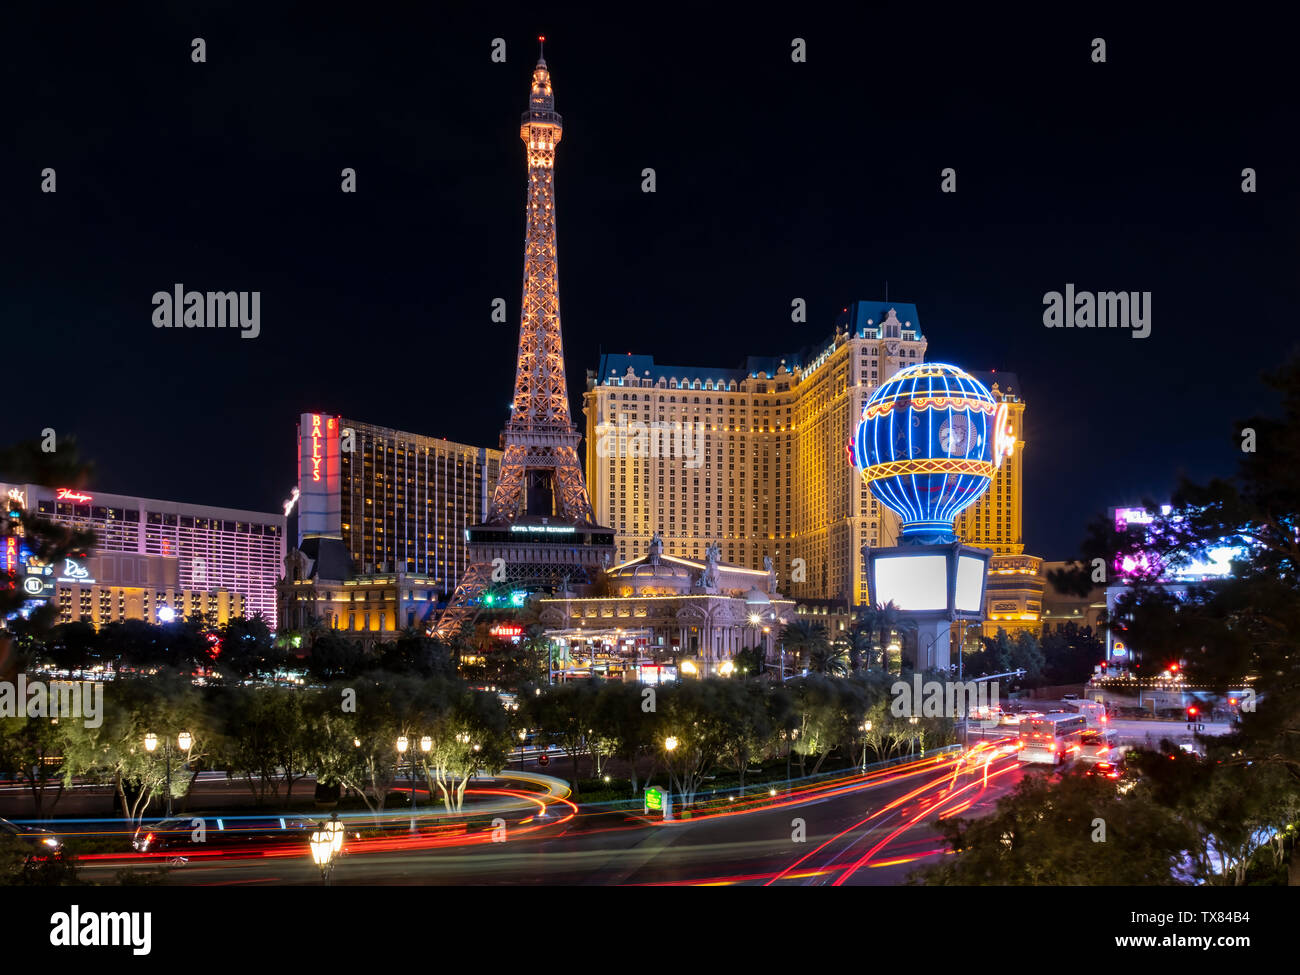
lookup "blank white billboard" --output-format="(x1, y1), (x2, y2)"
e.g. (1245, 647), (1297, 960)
(955, 554), (986, 612)
(874, 555), (947, 611)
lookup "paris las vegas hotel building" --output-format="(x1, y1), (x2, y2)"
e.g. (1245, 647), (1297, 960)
(584, 300), (1044, 638)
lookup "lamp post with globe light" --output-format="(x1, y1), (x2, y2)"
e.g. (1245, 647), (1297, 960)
(309, 812), (344, 885)
(144, 730), (192, 817)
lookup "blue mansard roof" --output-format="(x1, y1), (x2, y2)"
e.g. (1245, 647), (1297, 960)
(593, 300), (926, 390)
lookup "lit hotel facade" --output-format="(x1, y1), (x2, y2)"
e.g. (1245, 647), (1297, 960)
(294, 414), (501, 592)
(281, 414), (501, 638)
(949, 376), (1045, 637)
(1, 481), (281, 625)
(583, 302), (927, 604)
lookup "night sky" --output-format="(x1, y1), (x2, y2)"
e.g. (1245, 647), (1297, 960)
(5, 4), (1297, 559)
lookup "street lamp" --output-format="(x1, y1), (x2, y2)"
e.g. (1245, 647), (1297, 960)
(397, 735), (422, 832)
(144, 731), (192, 817)
(309, 813), (343, 885)
(859, 720), (873, 772)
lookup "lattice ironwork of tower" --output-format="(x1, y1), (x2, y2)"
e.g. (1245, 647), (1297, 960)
(434, 41), (614, 639)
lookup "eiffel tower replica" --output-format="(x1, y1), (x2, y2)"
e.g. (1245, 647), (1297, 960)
(434, 40), (614, 639)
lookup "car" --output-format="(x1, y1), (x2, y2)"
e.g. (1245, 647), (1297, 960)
(133, 815), (319, 854)
(998, 712), (1024, 725)
(1086, 761), (1122, 779)
(1062, 693), (1079, 701)
(0, 816), (64, 865)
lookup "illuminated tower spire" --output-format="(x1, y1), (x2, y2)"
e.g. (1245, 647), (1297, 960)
(434, 44), (612, 638)
(488, 37), (594, 524)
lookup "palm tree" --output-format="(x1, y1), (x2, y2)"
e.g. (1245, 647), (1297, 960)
(808, 642), (850, 677)
(520, 623), (551, 682)
(782, 619), (830, 675)
(851, 601), (911, 673)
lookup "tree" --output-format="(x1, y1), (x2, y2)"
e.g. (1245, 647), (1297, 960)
(1128, 746), (1300, 885)
(209, 685), (309, 806)
(43, 621), (99, 673)
(971, 628), (1045, 684)
(1048, 354), (1300, 881)
(59, 673), (211, 826)
(732, 644), (768, 679)
(0, 714), (68, 817)
(95, 619), (162, 673)
(420, 684), (510, 812)
(302, 674), (414, 819)
(781, 620), (830, 676)
(1041, 622), (1104, 684)
(851, 601), (911, 673)
(916, 770), (1194, 885)
(807, 642), (850, 677)
(716, 680), (776, 792)
(218, 614), (283, 681)
(526, 681), (599, 796)
(655, 680), (734, 807)
(593, 681), (657, 794)
(306, 631), (369, 682)
(783, 675), (884, 777)
(378, 628), (455, 678)
(1009, 631), (1046, 684)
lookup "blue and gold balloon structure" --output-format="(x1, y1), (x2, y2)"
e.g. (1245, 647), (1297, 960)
(849, 363), (1011, 545)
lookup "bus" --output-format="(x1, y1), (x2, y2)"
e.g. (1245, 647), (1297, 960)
(1071, 700), (1107, 728)
(1077, 728), (1120, 764)
(1018, 713), (1087, 765)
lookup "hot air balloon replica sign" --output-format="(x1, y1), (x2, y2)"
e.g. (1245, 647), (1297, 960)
(848, 362), (1014, 670)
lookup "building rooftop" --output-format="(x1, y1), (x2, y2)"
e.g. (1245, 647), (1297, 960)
(591, 300), (926, 389)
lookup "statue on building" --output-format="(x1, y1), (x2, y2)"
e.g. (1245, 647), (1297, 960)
(649, 531), (663, 566)
(701, 541), (721, 589)
(763, 555), (776, 593)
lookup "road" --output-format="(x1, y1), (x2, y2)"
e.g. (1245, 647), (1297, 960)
(82, 742), (1030, 886)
